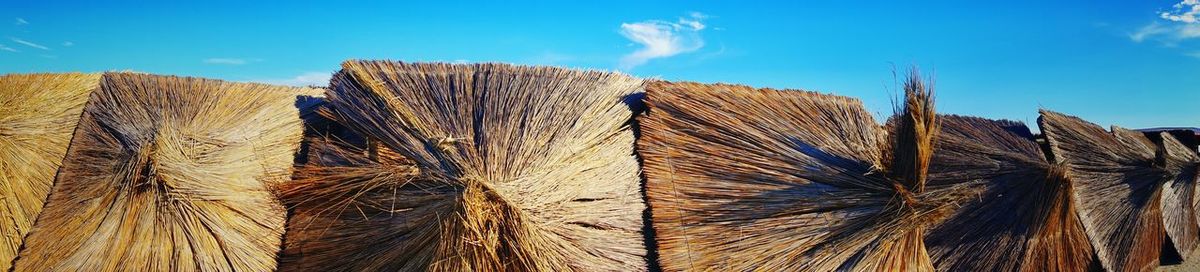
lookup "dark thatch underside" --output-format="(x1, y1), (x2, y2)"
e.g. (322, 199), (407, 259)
(0, 73), (100, 271)
(13, 73), (318, 271)
(923, 115), (1096, 272)
(278, 61), (648, 271)
(639, 76), (971, 271)
(1039, 110), (1169, 272)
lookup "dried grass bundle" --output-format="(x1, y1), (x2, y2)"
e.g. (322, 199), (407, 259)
(13, 73), (320, 271)
(0, 73), (99, 271)
(923, 115), (1095, 272)
(278, 61), (647, 271)
(1038, 110), (1172, 272)
(639, 75), (970, 271)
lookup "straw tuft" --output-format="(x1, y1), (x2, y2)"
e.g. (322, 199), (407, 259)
(13, 73), (318, 271)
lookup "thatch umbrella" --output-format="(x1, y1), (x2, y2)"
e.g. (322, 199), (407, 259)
(278, 61), (648, 271)
(13, 73), (320, 271)
(639, 75), (972, 271)
(1038, 110), (1176, 272)
(922, 115), (1095, 271)
(1143, 130), (1199, 152)
(1153, 130), (1200, 262)
(0, 73), (99, 271)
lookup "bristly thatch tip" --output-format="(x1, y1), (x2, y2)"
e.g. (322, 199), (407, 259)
(13, 73), (319, 271)
(888, 68), (938, 193)
(279, 60), (648, 271)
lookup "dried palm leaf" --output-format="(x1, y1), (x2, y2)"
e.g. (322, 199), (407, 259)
(923, 115), (1095, 271)
(278, 61), (647, 271)
(639, 74), (969, 271)
(0, 73), (99, 271)
(13, 73), (320, 271)
(1038, 110), (1169, 272)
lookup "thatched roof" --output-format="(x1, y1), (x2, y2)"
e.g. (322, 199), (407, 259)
(277, 60), (647, 271)
(0, 73), (100, 271)
(639, 76), (971, 271)
(13, 73), (319, 271)
(923, 115), (1095, 271)
(1038, 110), (1170, 272)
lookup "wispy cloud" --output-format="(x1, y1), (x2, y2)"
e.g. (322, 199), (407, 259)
(0, 44), (17, 52)
(1187, 51), (1200, 58)
(14, 18), (27, 25)
(618, 12), (709, 70)
(203, 58), (251, 65)
(10, 38), (49, 50)
(1130, 23), (1169, 43)
(62, 41), (73, 47)
(249, 72), (331, 87)
(1134, 1), (1200, 44)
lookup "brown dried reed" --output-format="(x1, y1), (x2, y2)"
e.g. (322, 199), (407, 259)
(12, 73), (319, 271)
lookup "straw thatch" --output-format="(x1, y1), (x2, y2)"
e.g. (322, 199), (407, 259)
(922, 115), (1095, 272)
(277, 61), (647, 271)
(1038, 110), (1169, 272)
(639, 75), (972, 271)
(1156, 131), (1200, 261)
(0, 73), (100, 271)
(1144, 130), (1199, 152)
(13, 73), (319, 271)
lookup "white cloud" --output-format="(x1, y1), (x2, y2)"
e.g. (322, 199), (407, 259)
(14, 18), (27, 25)
(1187, 51), (1200, 58)
(1132, 1), (1200, 44)
(10, 38), (49, 50)
(1161, 0), (1200, 23)
(249, 72), (331, 87)
(618, 12), (710, 70)
(203, 58), (249, 65)
(0, 44), (17, 52)
(62, 41), (73, 47)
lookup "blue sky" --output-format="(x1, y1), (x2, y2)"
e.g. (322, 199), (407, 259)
(2, 1), (1198, 129)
